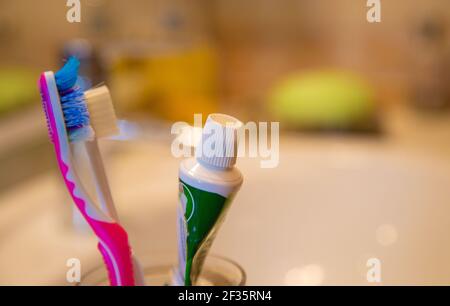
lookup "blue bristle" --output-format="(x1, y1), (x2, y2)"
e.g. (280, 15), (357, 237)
(55, 57), (80, 92)
(59, 88), (90, 129)
(54, 56), (93, 142)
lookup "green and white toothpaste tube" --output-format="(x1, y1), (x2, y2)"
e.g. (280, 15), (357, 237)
(174, 114), (244, 286)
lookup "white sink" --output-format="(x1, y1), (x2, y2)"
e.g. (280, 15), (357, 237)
(1, 135), (450, 285)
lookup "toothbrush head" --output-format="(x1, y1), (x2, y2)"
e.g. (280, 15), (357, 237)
(54, 57), (94, 142)
(85, 86), (119, 139)
(40, 57), (118, 144)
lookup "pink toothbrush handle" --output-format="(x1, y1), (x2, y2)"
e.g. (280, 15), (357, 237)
(60, 161), (135, 286)
(96, 224), (135, 286)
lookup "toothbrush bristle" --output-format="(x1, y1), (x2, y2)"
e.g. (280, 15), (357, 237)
(60, 87), (90, 130)
(54, 57), (93, 142)
(55, 57), (80, 92)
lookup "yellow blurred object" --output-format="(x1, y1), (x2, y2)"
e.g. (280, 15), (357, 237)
(0, 68), (37, 116)
(109, 44), (218, 122)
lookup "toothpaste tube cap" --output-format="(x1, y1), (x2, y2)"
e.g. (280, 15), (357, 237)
(196, 114), (243, 169)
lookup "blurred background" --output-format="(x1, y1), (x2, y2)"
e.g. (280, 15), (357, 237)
(0, 0), (450, 285)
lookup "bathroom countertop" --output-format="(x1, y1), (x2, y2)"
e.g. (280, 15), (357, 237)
(2, 105), (450, 285)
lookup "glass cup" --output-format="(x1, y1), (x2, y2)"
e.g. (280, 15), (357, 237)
(77, 254), (246, 286)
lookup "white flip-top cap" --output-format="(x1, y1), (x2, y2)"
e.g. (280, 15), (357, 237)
(196, 114), (243, 169)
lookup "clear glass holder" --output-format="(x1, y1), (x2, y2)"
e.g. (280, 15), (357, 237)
(77, 254), (246, 286)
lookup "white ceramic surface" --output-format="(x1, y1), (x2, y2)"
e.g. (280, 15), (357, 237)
(1, 131), (450, 285)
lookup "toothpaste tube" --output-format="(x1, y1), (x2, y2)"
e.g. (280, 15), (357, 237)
(175, 114), (243, 286)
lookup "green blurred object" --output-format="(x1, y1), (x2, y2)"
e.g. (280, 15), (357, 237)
(269, 71), (376, 131)
(0, 68), (37, 116)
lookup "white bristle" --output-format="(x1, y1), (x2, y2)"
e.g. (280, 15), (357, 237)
(84, 86), (119, 139)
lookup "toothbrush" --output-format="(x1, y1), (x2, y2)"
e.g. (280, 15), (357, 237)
(82, 85), (146, 286)
(38, 57), (135, 286)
